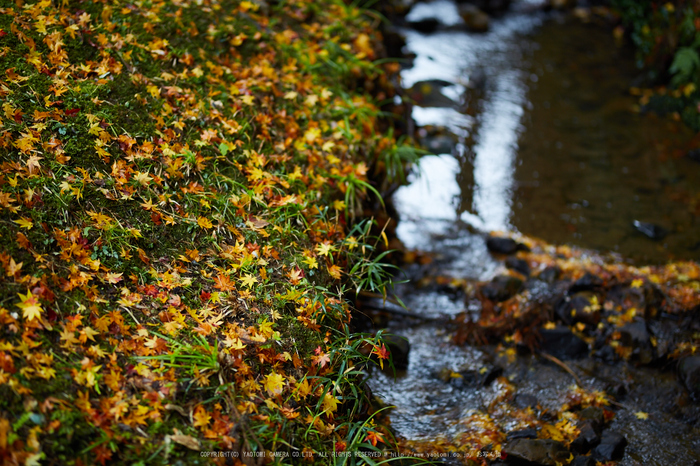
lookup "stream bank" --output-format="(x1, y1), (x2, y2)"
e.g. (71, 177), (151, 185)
(365, 1), (700, 464)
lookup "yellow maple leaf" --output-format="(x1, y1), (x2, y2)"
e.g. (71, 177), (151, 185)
(133, 171), (152, 186)
(264, 372), (285, 395)
(635, 411), (648, 420)
(303, 256), (318, 270)
(14, 217), (33, 230)
(321, 393), (339, 416)
(197, 216), (213, 229)
(295, 378), (312, 400)
(6, 258), (23, 277)
(16, 291), (43, 321)
(241, 273), (258, 288)
(316, 242), (334, 257)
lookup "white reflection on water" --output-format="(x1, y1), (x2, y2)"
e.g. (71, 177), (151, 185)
(394, 4), (542, 246)
(471, 70), (525, 231)
(393, 154), (461, 250)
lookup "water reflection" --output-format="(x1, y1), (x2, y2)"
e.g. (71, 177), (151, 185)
(394, 2), (699, 263)
(396, 4), (543, 245)
(471, 69), (524, 230)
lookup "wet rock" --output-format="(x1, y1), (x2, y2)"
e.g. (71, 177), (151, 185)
(407, 17), (440, 33)
(420, 134), (456, 155)
(446, 363), (503, 388)
(456, 0), (512, 14)
(633, 220), (668, 240)
(568, 272), (603, 294)
(382, 28), (407, 59)
(592, 431), (626, 461)
(486, 237), (528, 255)
(540, 326), (588, 360)
(514, 394), (539, 410)
(678, 356), (700, 399)
(506, 257), (530, 277)
(384, 334), (410, 370)
(503, 439), (571, 465)
(570, 421), (600, 453)
(555, 292), (601, 326)
(571, 456), (596, 466)
(506, 429), (538, 441)
(577, 407), (604, 429)
(458, 4), (490, 32)
(619, 321), (653, 364)
(482, 275), (523, 302)
(408, 80), (459, 108)
(648, 319), (675, 359)
(537, 266), (561, 284)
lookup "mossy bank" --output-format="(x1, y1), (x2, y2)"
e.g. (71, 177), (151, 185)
(0, 0), (417, 464)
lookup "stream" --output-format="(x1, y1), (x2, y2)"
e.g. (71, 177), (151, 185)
(366, 1), (700, 464)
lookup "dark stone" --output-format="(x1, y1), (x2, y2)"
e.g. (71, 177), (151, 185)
(503, 439), (571, 465)
(570, 421), (600, 453)
(506, 257), (530, 277)
(619, 321), (653, 364)
(449, 363), (502, 388)
(537, 266), (561, 284)
(592, 431), (626, 461)
(486, 237), (527, 255)
(648, 319), (675, 359)
(514, 393), (539, 409)
(479, 363), (503, 385)
(407, 17), (440, 33)
(540, 326), (588, 360)
(486, 237), (518, 254)
(571, 456), (596, 466)
(633, 220), (668, 240)
(679, 356), (700, 399)
(506, 428), (538, 441)
(383, 334), (410, 370)
(577, 407), (604, 429)
(455, 0), (512, 14)
(382, 28), (407, 59)
(458, 4), (490, 32)
(554, 292), (601, 326)
(482, 275), (523, 302)
(594, 344), (618, 364)
(569, 273), (603, 294)
(408, 80), (459, 108)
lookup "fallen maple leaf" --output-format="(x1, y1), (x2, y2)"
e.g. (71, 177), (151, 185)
(16, 291), (43, 321)
(264, 371), (285, 395)
(13, 217), (33, 230)
(197, 216), (213, 229)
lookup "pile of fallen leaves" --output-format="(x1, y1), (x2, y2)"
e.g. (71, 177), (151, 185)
(0, 0), (410, 463)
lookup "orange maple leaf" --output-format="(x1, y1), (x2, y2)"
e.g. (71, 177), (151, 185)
(372, 344), (390, 369)
(193, 405), (211, 428)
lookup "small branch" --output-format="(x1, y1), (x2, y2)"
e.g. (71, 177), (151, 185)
(540, 352), (583, 388)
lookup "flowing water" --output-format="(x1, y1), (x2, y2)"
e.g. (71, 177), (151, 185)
(368, 1), (700, 463)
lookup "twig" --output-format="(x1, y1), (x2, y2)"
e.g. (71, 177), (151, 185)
(122, 306), (141, 326)
(540, 352), (583, 388)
